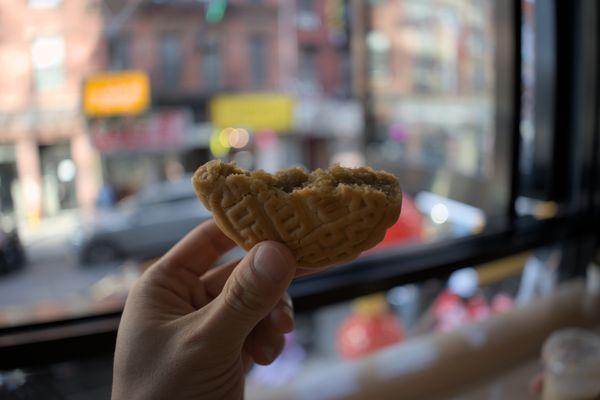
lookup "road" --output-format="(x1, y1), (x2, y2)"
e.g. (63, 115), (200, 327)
(0, 233), (121, 309)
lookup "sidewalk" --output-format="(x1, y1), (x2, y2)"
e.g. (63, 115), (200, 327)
(18, 211), (81, 246)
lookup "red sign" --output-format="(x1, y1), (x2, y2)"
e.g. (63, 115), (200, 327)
(90, 110), (190, 152)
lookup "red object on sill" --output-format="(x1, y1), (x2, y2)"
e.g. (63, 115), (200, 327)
(432, 290), (492, 333)
(337, 295), (405, 360)
(371, 194), (424, 252)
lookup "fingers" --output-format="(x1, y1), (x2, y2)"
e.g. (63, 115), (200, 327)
(204, 241), (297, 345)
(202, 259), (296, 328)
(205, 263), (295, 332)
(268, 294), (294, 334)
(159, 219), (235, 276)
(246, 318), (287, 366)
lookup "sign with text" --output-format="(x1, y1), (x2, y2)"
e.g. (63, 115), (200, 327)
(84, 71), (150, 117)
(89, 110), (190, 153)
(210, 94), (294, 132)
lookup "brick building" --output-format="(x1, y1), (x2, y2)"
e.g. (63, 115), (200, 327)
(295, 0), (352, 97)
(0, 0), (104, 222)
(107, 0), (284, 118)
(0, 0), (360, 223)
(99, 0), (358, 178)
(363, 0), (496, 177)
(106, 0), (352, 115)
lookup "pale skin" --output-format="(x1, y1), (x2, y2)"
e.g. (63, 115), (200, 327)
(112, 219), (317, 400)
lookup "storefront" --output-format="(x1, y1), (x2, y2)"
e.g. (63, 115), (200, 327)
(88, 109), (211, 203)
(0, 112), (100, 224)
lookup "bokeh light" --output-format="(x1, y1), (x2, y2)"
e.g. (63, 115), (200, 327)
(430, 203), (449, 224)
(228, 128), (249, 149)
(210, 130), (230, 157)
(219, 127), (234, 148)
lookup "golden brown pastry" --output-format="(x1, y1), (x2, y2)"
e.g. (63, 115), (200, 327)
(192, 160), (402, 269)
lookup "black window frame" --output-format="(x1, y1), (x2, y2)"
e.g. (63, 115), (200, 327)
(1, 0), (599, 370)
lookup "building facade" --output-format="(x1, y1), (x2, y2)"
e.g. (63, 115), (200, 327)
(364, 0), (496, 178)
(0, 0), (360, 224)
(0, 0), (104, 222)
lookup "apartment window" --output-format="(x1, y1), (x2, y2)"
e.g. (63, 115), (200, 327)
(109, 35), (130, 71)
(472, 64), (486, 93)
(160, 33), (182, 88)
(297, 0), (319, 30)
(299, 46), (318, 87)
(249, 35), (267, 87)
(201, 38), (221, 90)
(339, 50), (352, 96)
(367, 30), (391, 78)
(29, 0), (61, 8)
(31, 36), (65, 91)
(412, 55), (439, 93)
(298, 0), (314, 14)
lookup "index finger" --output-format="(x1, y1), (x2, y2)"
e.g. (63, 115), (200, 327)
(159, 219), (236, 276)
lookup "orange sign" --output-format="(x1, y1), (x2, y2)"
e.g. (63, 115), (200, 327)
(83, 71), (150, 117)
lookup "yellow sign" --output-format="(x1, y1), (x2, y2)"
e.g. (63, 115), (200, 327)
(83, 71), (150, 117)
(210, 94), (294, 132)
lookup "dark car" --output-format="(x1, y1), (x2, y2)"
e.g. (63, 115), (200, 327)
(72, 177), (213, 265)
(0, 221), (26, 275)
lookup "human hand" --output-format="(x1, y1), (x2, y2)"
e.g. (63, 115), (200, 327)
(112, 220), (297, 400)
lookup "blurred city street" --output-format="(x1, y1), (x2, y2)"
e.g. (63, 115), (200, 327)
(0, 0), (499, 332)
(0, 213), (120, 308)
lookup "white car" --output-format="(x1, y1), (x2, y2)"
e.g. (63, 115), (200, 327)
(73, 177), (212, 265)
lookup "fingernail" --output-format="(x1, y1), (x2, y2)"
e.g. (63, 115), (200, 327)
(254, 243), (290, 283)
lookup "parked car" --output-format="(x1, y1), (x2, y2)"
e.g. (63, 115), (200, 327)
(73, 177), (213, 265)
(0, 220), (26, 275)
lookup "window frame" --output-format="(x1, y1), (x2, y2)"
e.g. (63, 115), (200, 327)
(1, 0), (599, 370)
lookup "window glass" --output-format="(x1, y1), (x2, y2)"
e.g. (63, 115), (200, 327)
(109, 35), (130, 71)
(249, 34), (267, 87)
(29, 0), (61, 9)
(299, 46), (318, 89)
(0, 0), (508, 326)
(201, 37), (221, 90)
(160, 32), (182, 88)
(31, 36), (65, 91)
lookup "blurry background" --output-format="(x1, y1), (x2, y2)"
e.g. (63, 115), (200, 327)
(1, 0), (599, 399)
(0, 0), (501, 319)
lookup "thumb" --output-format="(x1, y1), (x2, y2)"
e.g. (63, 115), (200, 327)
(209, 241), (296, 343)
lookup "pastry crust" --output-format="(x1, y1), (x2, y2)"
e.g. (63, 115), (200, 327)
(192, 160), (402, 268)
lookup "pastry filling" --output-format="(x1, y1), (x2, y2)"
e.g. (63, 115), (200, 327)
(203, 161), (400, 199)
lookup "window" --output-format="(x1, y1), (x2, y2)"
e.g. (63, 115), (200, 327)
(108, 35), (130, 71)
(201, 38), (221, 90)
(297, 0), (319, 30)
(298, 0), (314, 13)
(412, 56), (439, 93)
(1, 1), (598, 388)
(3, 0), (511, 329)
(299, 46), (318, 89)
(367, 30), (391, 78)
(31, 36), (65, 91)
(249, 35), (267, 87)
(160, 33), (182, 88)
(29, 0), (61, 8)
(338, 49), (352, 96)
